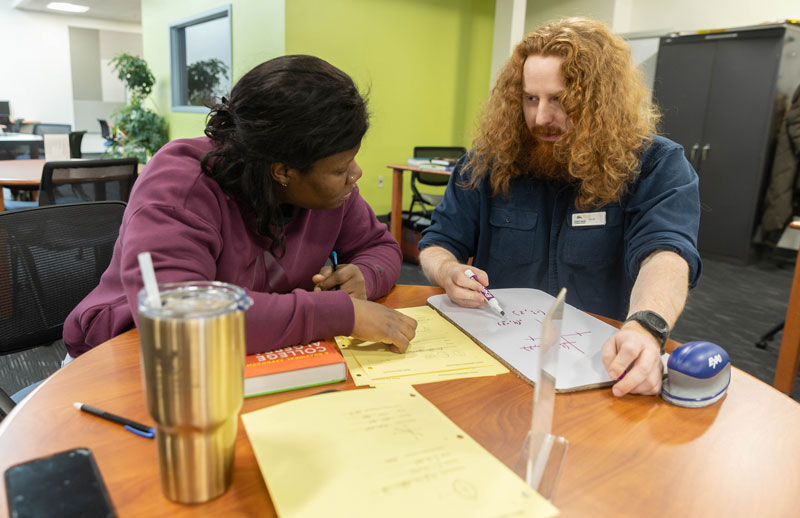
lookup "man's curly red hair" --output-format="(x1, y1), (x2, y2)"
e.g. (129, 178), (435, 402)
(467, 17), (660, 209)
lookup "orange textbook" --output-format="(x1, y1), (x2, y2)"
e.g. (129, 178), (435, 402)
(244, 341), (347, 397)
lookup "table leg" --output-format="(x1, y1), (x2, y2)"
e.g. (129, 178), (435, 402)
(390, 167), (403, 244)
(773, 246), (800, 393)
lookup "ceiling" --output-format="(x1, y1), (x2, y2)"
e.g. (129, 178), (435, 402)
(12, 0), (141, 24)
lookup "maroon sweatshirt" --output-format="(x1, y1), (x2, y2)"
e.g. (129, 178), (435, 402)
(63, 137), (401, 357)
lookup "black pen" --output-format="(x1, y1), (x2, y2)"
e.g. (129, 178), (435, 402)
(74, 402), (155, 439)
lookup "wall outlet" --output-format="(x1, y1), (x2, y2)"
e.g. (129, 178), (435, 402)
(377, 175), (384, 188)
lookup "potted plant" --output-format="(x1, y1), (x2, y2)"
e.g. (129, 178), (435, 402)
(106, 53), (168, 164)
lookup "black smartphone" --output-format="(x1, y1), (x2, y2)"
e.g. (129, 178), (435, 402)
(5, 447), (116, 518)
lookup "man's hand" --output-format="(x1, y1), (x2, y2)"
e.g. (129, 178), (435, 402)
(312, 264), (367, 299)
(419, 246), (489, 308)
(351, 299), (418, 353)
(601, 322), (664, 396)
(438, 262), (491, 308)
(603, 250), (690, 397)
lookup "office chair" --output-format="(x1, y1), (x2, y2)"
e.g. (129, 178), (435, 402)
(68, 131), (86, 159)
(38, 158), (139, 206)
(32, 123), (71, 136)
(98, 119), (116, 147)
(408, 146), (466, 216)
(0, 201), (127, 419)
(22, 124), (70, 160)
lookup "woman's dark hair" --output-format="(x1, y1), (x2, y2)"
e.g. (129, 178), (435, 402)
(202, 54), (369, 249)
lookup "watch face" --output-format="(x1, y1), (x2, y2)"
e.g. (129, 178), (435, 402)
(644, 311), (668, 332)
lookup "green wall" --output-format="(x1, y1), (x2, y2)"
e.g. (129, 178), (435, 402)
(141, 0), (285, 138)
(142, 0), (495, 216)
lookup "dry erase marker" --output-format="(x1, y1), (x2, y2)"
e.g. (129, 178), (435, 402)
(464, 269), (505, 316)
(74, 402), (155, 439)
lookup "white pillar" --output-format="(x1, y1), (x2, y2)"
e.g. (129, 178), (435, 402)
(489, 0), (527, 90)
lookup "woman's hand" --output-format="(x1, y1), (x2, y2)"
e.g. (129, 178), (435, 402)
(313, 263), (367, 299)
(351, 299), (417, 353)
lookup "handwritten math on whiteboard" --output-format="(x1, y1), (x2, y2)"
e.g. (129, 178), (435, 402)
(427, 288), (617, 391)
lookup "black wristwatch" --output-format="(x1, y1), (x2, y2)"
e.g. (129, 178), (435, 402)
(625, 310), (670, 352)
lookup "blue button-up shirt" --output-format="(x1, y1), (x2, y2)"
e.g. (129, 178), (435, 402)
(418, 135), (702, 321)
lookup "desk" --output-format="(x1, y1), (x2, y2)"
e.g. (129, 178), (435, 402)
(0, 285), (798, 517)
(0, 159), (45, 211)
(0, 133), (43, 159)
(386, 164), (451, 244)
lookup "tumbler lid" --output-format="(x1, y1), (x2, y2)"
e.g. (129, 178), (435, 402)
(137, 281), (253, 319)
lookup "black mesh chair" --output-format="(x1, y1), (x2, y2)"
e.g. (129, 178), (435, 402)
(98, 119), (116, 147)
(32, 123), (71, 136)
(25, 124), (70, 160)
(69, 131), (86, 159)
(39, 158), (139, 206)
(0, 202), (126, 418)
(408, 146), (466, 216)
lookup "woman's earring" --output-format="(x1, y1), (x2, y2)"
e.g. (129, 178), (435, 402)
(281, 182), (288, 187)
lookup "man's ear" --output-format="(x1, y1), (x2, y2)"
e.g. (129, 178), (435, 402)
(270, 162), (290, 185)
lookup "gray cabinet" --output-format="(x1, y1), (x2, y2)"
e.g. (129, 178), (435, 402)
(653, 25), (800, 263)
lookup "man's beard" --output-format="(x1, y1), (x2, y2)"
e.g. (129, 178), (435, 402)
(528, 128), (571, 184)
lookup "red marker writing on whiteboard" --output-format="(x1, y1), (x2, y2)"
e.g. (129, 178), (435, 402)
(464, 269), (505, 316)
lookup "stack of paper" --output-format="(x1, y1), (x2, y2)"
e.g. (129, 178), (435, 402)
(334, 306), (508, 386)
(242, 386), (559, 518)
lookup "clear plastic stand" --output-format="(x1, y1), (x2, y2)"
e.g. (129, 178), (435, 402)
(514, 288), (569, 501)
(514, 426), (569, 500)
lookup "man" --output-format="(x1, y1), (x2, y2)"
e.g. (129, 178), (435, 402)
(418, 18), (701, 397)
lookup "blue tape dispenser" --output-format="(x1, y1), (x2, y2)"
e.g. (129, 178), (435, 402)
(661, 341), (731, 408)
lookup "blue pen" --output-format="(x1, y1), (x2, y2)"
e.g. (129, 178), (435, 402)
(74, 402), (155, 439)
(329, 251), (339, 290)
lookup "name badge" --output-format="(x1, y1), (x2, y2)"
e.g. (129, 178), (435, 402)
(572, 212), (606, 227)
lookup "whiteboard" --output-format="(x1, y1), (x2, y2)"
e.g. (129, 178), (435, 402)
(427, 288), (617, 392)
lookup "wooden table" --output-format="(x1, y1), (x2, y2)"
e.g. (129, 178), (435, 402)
(0, 159), (45, 211)
(0, 285), (798, 517)
(386, 164), (451, 244)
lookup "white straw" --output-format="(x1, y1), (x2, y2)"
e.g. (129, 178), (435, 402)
(137, 252), (161, 308)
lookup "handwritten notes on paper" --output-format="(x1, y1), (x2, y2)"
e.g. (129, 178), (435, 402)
(335, 306), (508, 386)
(428, 288), (618, 392)
(241, 385), (559, 518)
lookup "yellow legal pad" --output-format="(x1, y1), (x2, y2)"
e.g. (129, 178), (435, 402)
(241, 386), (559, 518)
(335, 305), (508, 386)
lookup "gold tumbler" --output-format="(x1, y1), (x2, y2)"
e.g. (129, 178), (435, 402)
(138, 281), (253, 504)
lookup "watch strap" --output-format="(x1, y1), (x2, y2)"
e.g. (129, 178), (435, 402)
(625, 310), (670, 352)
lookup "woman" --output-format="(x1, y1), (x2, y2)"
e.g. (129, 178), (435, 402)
(63, 55), (417, 359)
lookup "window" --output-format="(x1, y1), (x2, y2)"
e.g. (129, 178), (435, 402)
(170, 6), (232, 112)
